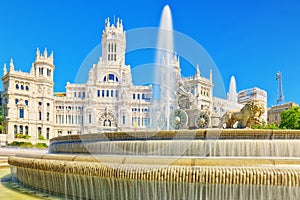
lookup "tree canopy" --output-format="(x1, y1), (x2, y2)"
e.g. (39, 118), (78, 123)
(279, 106), (300, 129)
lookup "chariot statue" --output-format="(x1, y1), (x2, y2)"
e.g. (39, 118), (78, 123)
(169, 81), (211, 129)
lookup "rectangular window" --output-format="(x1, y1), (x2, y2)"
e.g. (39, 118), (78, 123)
(39, 112), (42, 120)
(19, 109), (24, 118)
(74, 92), (76, 97)
(82, 92), (85, 98)
(111, 90), (114, 97)
(102, 90), (105, 97)
(133, 94), (135, 99)
(68, 115), (72, 124)
(46, 128), (50, 139)
(106, 90), (109, 97)
(109, 74), (114, 80)
(98, 90), (100, 97)
(122, 115), (125, 124)
(116, 90), (119, 98)
(137, 94), (140, 99)
(89, 114), (92, 124)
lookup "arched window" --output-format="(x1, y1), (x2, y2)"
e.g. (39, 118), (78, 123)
(14, 125), (18, 134)
(103, 76), (107, 82)
(19, 125), (23, 134)
(25, 85), (29, 91)
(25, 100), (28, 105)
(15, 99), (18, 104)
(25, 126), (28, 135)
(16, 84), (19, 89)
(103, 119), (112, 127)
(38, 127), (42, 135)
(21, 85), (24, 90)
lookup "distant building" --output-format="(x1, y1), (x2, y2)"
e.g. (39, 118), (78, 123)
(238, 87), (268, 122)
(267, 102), (298, 126)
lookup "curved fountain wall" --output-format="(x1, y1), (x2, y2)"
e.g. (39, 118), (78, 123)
(8, 129), (300, 199)
(49, 129), (300, 157)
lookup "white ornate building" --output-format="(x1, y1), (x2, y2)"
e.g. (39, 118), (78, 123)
(1, 18), (267, 144)
(1, 18), (153, 144)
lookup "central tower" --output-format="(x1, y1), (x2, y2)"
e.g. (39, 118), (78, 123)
(102, 17), (126, 66)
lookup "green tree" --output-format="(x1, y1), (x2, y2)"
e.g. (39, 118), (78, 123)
(279, 106), (300, 129)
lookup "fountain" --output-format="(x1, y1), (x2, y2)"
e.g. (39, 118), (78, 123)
(8, 5), (300, 199)
(154, 5), (180, 130)
(8, 129), (300, 199)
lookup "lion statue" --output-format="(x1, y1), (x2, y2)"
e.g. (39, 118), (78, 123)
(219, 99), (265, 128)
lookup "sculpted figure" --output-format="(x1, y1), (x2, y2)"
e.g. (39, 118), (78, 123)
(176, 81), (194, 109)
(220, 99), (265, 128)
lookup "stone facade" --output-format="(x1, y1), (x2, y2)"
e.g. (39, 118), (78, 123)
(267, 102), (298, 126)
(2, 50), (55, 143)
(1, 18), (152, 144)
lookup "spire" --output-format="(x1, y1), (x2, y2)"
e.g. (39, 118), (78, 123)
(196, 64), (200, 78)
(9, 58), (14, 71)
(227, 75), (237, 103)
(3, 63), (7, 75)
(36, 48), (40, 59)
(117, 17), (120, 28)
(50, 51), (54, 61)
(105, 17), (110, 28)
(44, 48), (48, 58)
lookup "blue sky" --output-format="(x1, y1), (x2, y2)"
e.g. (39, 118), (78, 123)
(0, 0), (299, 107)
